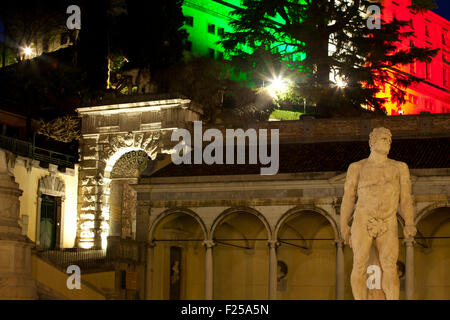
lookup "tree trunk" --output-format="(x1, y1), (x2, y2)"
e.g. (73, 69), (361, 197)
(311, 31), (331, 116)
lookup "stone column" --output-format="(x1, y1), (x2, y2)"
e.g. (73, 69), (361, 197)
(204, 240), (215, 300)
(76, 135), (105, 249)
(145, 242), (155, 300)
(268, 240), (278, 300)
(404, 238), (415, 300)
(0, 149), (37, 299)
(36, 194), (42, 247)
(335, 240), (345, 300)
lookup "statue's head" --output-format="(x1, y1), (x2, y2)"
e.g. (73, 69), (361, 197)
(369, 127), (392, 155)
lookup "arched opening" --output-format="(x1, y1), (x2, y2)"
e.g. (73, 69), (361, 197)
(151, 211), (206, 300)
(109, 150), (151, 241)
(212, 210), (270, 299)
(415, 206), (450, 299)
(276, 210), (336, 299)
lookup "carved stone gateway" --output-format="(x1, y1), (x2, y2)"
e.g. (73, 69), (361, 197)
(76, 96), (200, 249)
(340, 127), (417, 300)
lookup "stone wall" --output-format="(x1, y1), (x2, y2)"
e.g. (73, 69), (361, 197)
(203, 114), (450, 142)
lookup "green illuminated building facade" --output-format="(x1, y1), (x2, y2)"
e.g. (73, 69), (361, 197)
(181, 0), (242, 59)
(180, 0), (306, 80)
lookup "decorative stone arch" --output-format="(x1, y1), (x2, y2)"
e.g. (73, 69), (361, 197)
(210, 206), (272, 241)
(414, 201), (450, 250)
(36, 174), (65, 248)
(415, 201), (450, 225)
(79, 133), (162, 249)
(148, 207), (208, 243)
(76, 97), (200, 249)
(274, 205), (339, 241)
(102, 132), (161, 180)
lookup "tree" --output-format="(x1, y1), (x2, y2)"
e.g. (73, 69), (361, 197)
(155, 56), (274, 124)
(222, 0), (438, 115)
(0, 0), (67, 65)
(104, 0), (188, 94)
(122, 0), (187, 71)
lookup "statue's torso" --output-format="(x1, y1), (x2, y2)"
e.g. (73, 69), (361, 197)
(355, 159), (401, 220)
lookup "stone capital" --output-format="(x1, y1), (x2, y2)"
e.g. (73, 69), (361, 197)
(403, 238), (415, 246)
(203, 240), (215, 248)
(267, 240), (280, 248)
(335, 239), (345, 248)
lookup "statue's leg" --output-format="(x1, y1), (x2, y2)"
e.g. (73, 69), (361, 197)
(350, 220), (373, 300)
(376, 221), (400, 300)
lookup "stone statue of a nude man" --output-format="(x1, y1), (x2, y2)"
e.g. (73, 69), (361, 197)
(340, 127), (417, 300)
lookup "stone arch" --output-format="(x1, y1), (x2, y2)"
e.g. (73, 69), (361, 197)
(101, 131), (161, 179)
(148, 207), (208, 299)
(274, 205), (339, 241)
(413, 202), (450, 299)
(78, 131), (162, 249)
(414, 202), (450, 250)
(36, 174), (65, 248)
(211, 206), (271, 300)
(76, 97), (199, 249)
(415, 201), (450, 225)
(274, 205), (338, 300)
(108, 149), (152, 240)
(148, 207), (208, 243)
(210, 206), (271, 241)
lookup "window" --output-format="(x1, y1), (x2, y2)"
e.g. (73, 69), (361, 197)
(218, 28), (225, 36)
(425, 25), (430, 37)
(410, 61), (416, 74)
(409, 94), (418, 105)
(424, 99), (434, 111)
(444, 68), (449, 88)
(426, 62), (431, 80)
(208, 48), (215, 59)
(443, 32), (447, 45)
(185, 16), (193, 27)
(208, 24), (215, 34)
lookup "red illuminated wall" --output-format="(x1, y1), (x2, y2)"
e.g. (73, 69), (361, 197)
(378, 0), (450, 115)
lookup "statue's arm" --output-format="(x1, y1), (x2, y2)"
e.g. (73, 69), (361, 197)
(399, 162), (417, 238)
(340, 162), (359, 242)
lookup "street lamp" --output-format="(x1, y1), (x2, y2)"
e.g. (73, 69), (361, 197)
(267, 76), (289, 98)
(22, 46), (33, 58)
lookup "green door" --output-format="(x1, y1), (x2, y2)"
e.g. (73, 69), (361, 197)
(40, 195), (57, 250)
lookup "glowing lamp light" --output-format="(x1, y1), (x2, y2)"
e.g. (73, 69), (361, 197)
(23, 46), (33, 56)
(267, 76), (289, 98)
(270, 77), (287, 92)
(336, 77), (347, 88)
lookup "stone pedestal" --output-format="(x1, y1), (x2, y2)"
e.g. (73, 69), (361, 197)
(0, 149), (37, 299)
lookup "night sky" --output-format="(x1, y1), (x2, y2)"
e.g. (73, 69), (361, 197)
(433, 0), (450, 21)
